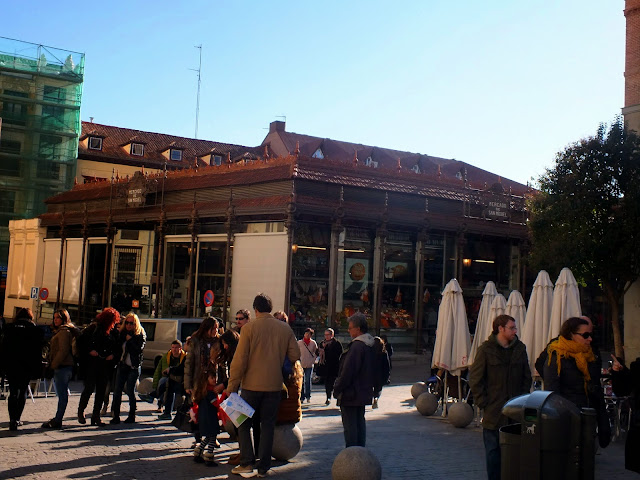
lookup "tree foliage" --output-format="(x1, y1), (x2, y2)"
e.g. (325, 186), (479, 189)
(528, 117), (640, 357)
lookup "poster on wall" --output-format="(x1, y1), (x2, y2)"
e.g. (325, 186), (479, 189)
(344, 258), (368, 296)
(384, 261), (409, 281)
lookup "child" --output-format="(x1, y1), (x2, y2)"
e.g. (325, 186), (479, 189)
(192, 369), (222, 466)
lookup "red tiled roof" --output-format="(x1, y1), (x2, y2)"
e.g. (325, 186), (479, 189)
(264, 129), (528, 195)
(79, 122), (266, 169)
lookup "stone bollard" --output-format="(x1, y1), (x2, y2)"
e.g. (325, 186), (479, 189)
(411, 382), (429, 399)
(416, 392), (439, 416)
(137, 377), (154, 395)
(332, 446), (382, 480)
(448, 402), (474, 428)
(271, 424), (303, 461)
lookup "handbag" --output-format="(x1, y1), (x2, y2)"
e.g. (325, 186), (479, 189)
(171, 398), (194, 433)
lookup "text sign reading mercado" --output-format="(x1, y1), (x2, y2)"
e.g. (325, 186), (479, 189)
(486, 197), (509, 220)
(127, 187), (145, 207)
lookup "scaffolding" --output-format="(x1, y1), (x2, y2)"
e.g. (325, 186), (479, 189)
(0, 36), (84, 275)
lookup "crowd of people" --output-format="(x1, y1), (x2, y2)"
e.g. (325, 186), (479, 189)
(0, 296), (393, 477)
(3, 301), (636, 478)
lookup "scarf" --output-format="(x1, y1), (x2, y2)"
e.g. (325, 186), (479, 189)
(546, 336), (595, 393)
(303, 337), (310, 346)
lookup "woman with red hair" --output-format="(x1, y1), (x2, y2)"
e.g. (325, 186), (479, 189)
(77, 308), (119, 426)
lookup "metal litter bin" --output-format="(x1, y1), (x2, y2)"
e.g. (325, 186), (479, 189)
(499, 390), (596, 480)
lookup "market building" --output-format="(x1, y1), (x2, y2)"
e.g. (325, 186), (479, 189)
(5, 121), (531, 351)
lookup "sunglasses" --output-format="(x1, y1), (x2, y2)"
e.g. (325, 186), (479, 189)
(235, 317), (245, 321)
(576, 332), (592, 339)
(125, 321), (135, 326)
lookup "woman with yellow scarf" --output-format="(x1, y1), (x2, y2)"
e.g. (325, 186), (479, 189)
(543, 316), (609, 447)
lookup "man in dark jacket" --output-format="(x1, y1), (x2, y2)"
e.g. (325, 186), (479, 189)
(319, 328), (343, 406)
(469, 314), (531, 480)
(0, 308), (45, 431)
(333, 312), (375, 448)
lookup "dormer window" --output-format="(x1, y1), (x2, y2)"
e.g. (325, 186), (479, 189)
(170, 149), (182, 161)
(312, 148), (324, 159)
(365, 157), (378, 168)
(88, 136), (103, 150)
(412, 165), (420, 174)
(130, 143), (144, 156)
(212, 155), (222, 166)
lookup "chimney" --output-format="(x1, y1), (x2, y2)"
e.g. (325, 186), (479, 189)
(269, 120), (286, 133)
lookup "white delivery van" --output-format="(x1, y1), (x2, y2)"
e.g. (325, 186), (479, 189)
(139, 318), (206, 370)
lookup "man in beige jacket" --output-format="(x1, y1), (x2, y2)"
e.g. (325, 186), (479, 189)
(226, 293), (300, 477)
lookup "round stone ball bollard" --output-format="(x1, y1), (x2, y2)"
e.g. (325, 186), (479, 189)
(411, 381), (429, 399)
(271, 424), (303, 461)
(332, 446), (382, 480)
(137, 377), (154, 395)
(416, 392), (439, 416)
(448, 402), (474, 428)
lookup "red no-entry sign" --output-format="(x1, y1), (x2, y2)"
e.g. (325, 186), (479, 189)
(203, 290), (215, 307)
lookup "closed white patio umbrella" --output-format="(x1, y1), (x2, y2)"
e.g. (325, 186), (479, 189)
(548, 267), (582, 342)
(432, 278), (471, 377)
(489, 294), (507, 323)
(468, 281), (497, 366)
(521, 270), (554, 376)
(505, 290), (527, 335)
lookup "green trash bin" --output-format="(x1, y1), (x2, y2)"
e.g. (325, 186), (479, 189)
(499, 423), (521, 479)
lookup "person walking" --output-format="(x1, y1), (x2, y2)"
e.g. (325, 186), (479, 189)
(77, 308), (120, 427)
(298, 327), (318, 404)
(333, 312), (375, 447)
(469, 314), (531, 480)
(372, 336), (390, 409)
(110, 313), (146, 424)
(319, 328), (343, 405)
(184, 316), (224, 464)
(1, 308), (44, 431)
(225, 293), (300, 477)
(611, 354), (640, 474)
(42, 309), (79, 429)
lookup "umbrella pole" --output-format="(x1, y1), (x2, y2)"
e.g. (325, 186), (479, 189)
(442, 370), (449, 417)
(458, 375), (462, 402)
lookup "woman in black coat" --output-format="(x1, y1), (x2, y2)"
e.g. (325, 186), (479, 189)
(611, 355), (640, 474)
(0, 308), (44, 431)
(77, 308), (119, 426)
(110, 313), (146, 425)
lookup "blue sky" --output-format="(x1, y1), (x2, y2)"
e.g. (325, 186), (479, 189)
(2, 1), (625, 185)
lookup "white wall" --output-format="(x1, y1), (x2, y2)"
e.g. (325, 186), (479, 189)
(623, 282), (640, 363)
(62, 238), (84, 303)
(231, 232), (288, 319)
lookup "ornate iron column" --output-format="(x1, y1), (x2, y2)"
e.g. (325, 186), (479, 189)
(415, 198), (430, 353)
(328, 187), (345, 328)
(283, 183), (297, 316)
(154, 209), (166, 318)
(222, 192), (236, 324)
(78, 204), (89, 318)
(55, 211), (66, 308)
(186, 194), (199, 318)
(373, 193), (389, 336)
(455, 226), (467, 283)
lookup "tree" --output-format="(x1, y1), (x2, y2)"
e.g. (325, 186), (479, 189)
(528, 117), (640, 359)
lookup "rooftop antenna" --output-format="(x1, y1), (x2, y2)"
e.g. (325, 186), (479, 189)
(190, 44), (203, 139)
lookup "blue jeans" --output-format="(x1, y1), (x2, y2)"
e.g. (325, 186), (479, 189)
(483, 428), (501, 480)
(238, 389), (282, 475)
(341, 405), (366, 447)
(302, 367), (313, 400)
(112, 364), (141, 418)
(53, 366), (73, 422)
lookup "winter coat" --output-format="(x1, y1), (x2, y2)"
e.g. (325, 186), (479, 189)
(373, 350), (391, 395)
(49, 325), (78, 370)
(298, 338), (318, 369)
(469, 334), (531, 430)
(543, 350), (603, 410)
(184, 334), (216, 393)
(611, 357), (640, 473)
(277, 370), (303, 425)
(0, 319), (44, 380)
(333, 333), (375, 407)
(320, 338), (343, 377)
(227, 312), (300, 393)
(153, 350), (186, 389)
(76, 323), (118, 378)
(113, 329), (146, 369)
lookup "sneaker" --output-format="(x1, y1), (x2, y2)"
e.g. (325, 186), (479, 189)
(41, 418), (62, 429)
(203, 439), (218, 465)
(158, 412), (172, 420)
(194, 438), (207, 463)
(231, 464), (254, 475)
(325, 399), (330, 405)
(306, 398), (311, 404)
(372, 398), (378, 409)
(77, 412), (86, 425)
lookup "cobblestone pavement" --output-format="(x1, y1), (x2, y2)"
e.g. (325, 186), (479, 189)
(0, 357), (635, 479)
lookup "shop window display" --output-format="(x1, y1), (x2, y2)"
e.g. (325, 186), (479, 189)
(290, 224), (330, 327)
(194, 241), (227, 318)
(163, 242), (191, 317)
(380, 232), (416, 329)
